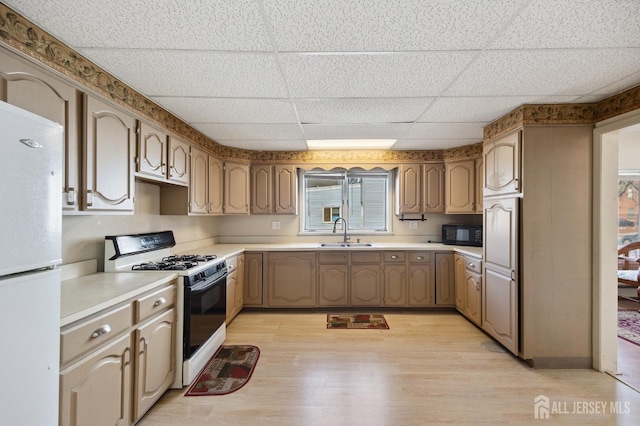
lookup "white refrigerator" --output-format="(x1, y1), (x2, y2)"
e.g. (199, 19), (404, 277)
(0, 101), (62, 425)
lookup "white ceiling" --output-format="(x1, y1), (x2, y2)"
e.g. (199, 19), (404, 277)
(5, 0), (640, 151)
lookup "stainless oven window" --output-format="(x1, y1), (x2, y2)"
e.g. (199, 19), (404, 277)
(183, 274), (227, 360)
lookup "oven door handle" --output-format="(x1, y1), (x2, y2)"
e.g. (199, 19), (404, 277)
(189, 271), (228, 293)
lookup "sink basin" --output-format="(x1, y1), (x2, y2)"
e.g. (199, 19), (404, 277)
(319, 242), (373, 248)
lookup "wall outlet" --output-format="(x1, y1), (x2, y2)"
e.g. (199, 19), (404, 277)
(409, 221), (418, 229)
(271, 221), (280, 230)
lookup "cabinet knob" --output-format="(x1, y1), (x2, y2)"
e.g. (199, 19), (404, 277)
(416, 256), (424, 260)
(91, 324), (112, 338)
(391, 255), (399, 259)
(468, 262), (475, 268)
(153, 297), (167, 307)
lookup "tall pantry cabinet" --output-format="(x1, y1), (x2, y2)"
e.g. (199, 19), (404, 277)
(482, 113), (592, 367)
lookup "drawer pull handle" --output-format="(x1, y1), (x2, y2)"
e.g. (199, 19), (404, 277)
(391, 255), (399, 259)
(416, 256), (424, 260)
(153, 297), (167, 307)
(468, 262), (475, 268)
(91, 324), (112, 338)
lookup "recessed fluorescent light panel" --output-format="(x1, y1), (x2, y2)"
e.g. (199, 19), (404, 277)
(306, 139), (397, 150)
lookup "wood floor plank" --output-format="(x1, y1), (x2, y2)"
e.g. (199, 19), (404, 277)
(139, 311), (640, 425)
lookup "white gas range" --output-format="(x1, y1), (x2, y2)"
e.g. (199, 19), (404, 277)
(104, 231), (227, 388)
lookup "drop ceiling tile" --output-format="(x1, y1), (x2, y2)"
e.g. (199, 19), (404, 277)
(491, 0), (640, 49)
(151, 97), (298, 124)
(193, 123), (303, 141)
(392, 139), (481, 150)
(281, 52), (475, 98)
(418, 96), (579, 122)
(301, 123), (412, 140)
(217, 140), (309, 151)
(446, 49), (640, 96)
(590, 72), (640, 96)
(78, 50), (287, 97)
(4, 0), (270, 50)
(262, 0), (526, 51)
(402, 123), (485, 140)
(295, 98), (434, 124)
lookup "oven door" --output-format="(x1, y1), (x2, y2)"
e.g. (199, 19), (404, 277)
(183, 272), (227, 360)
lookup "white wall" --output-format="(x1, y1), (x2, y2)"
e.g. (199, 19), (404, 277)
(618, 128), (640, 171)
(62, 181), (219, 271)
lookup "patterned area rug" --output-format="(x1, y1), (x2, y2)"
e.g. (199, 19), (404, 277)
(618, 310), (640, 346)
(185, 345), (259, 396)
(327, 313), (389, 329)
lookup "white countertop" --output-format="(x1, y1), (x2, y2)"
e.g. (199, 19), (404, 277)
(61, 272), (178, 327)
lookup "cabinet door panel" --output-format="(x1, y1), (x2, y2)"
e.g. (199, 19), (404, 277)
(454, 254), (466, 312)
(483, 131), (520, 197)
(189, 147), (208, 214)
(408, 263), (434, 306)
(384, 264), (406, 306)
(267, 252), (316, 307)
(60, 334), (131, 426)
(251, 165), (272, 214)
(244, 253), (264, 306)
(135, 309), (175, 421)
(423, 163), (445, 213)
(483, 198), (518, 275)
(482, 268), (518, 354)
(465, 272), (482, 325)
(435, 253), (455, 305)
(350, 265), (382, 306)
(208, 155), (224, 214)
(398, 164), (421, 213)
(318, 265), (349, 306)
(274, 165), (296, 214)
(168, 136), (189, 186)
(225, 162), (250, 214)
(137, 121), (167, 180)
(83, 95), (135, 212)
(445, 159), (475, 213)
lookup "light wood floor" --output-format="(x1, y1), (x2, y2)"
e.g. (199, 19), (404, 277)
(618, 297), (640, 390)
(140, 310), (640, 425)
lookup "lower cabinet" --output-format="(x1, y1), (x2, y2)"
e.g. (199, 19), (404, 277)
(454, 253), (483, 325)
(383, 252), (406, 307)
(351, 252), (383, 306)
(435, 253), (455, 306)
(244, 252), (263, 306)
(59, 282), (176, 426)
(318, 264), (349, 306)
(267, 252), (316, 307)
(226, 254), (244, 324)
(407, 252), (435, 306)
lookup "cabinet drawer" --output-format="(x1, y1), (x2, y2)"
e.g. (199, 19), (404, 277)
(318, 252), (348, 264)
(408, 252), (431, 263)
(383, 251), (406, 263)
(351, 251), (381, 263)
(464, 255), (482, 273)
(226, 255), (238, 273)
(135, 285), (176, 323)
(61, 303), (132, 365)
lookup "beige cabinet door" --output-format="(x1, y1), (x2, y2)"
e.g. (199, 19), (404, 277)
(167, 135), (189, 186)
(483, 131), (521, 197)
(383, 264), (406, 306)
(226, 269), (238, 323)
(454, 254), (466, 312)
(134, 309), (175, 421)
(1, 53), (80, 212)
(435, 253), (455, 305)
(189, 146), (208, 214)
(318, 264), (349, 306)
(445, 159), (475, 213)
(350, 264), (382, 306)
(59, 333), (132, 426)
(83, 94), (135, 212)
(207, 155), (224, 214)
(407, 263), (435, 306)
(398, 164), (421, 213)
(474, 157), (483, 213)
(244, 253), (263, 306)
(423, 163), (445, 213)
(482, 197), (519, 355)
(274, 165), (297, 214)
(465, 271), (482, 326)
(236, 254), (245, 312)
(224, 161), (250, 214)
(251, 165), (273, 214)
(137, 121), (167, 181)
(267, 252), (316, 307)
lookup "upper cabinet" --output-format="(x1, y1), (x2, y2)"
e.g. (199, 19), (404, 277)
(483, 131), (521, 197)
(224, 161), (250, 214)
(83, 94), (135, 213)
(207, 155), (224, 215)
(445, 159), (475, 214)
(136, 122), (190, 187)
(397, 163), (444, 214)
(251, 164), (297, 215)
(189, 146), (209, 214)
(0, 49), (80, 212)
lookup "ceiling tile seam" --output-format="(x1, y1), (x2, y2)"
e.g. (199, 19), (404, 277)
(78, 47), (276, 54)
(580, 70), (640, 98)
(255, 0), (306, 143)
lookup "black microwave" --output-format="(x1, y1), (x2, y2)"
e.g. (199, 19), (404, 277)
(442, 224), (483, 247)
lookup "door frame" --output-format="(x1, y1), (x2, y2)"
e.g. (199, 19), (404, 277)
(593, 109), (640, 373)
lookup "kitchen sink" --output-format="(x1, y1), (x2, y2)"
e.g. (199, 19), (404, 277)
(319, 242), (373, 248)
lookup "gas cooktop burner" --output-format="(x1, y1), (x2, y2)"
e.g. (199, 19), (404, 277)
(130, 254), (217, 271)
(163, 254), (217, 263)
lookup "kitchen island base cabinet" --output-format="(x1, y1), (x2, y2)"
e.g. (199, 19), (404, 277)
(267, 252), (316, 307)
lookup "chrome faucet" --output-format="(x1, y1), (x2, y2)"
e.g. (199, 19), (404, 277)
(333, 217), (350, 244)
